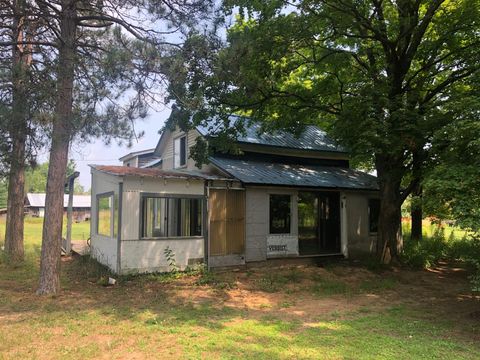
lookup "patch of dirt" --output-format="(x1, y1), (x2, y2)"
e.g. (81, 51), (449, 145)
(1, 259), (479, 358)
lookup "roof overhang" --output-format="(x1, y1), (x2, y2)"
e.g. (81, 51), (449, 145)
(208, 156), (378, 191)
(90, 165), (230, 181)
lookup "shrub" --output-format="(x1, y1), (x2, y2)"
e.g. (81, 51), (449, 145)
(469, 260), (480, 293)
(401, 227), (480, 277)
(401, 228), (448, 268)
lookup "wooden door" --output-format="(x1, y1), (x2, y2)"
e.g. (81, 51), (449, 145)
(209, 189), (245, 256)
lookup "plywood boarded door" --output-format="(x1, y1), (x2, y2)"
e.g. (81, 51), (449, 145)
(209, 189), (245, 256)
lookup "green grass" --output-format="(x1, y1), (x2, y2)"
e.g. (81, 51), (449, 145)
(0, 216), (91, 243)
(0, 219), (479, 359)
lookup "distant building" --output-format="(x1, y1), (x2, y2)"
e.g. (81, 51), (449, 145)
(25, 193), (91, 221)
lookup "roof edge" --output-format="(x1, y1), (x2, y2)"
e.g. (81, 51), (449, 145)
(119, 148), (156, 162)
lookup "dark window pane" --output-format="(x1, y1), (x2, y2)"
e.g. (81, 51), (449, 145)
(269, 194), (291, 234)
(180, 136), (186, 166)
(142, 197), (202, 238)
(369, 199), (380, 233)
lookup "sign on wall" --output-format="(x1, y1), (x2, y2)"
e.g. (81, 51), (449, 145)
(266, 235), (299, 258)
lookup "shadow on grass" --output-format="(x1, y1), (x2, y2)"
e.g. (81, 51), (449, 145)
(1, 247), (479, 359)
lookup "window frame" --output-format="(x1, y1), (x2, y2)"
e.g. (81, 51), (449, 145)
(269, 194), (292, 235)
(139, 193), (205, 240)
(173, 134), (187, 169)
(96, 191), (115, 238)
(368, 198), (381, 234)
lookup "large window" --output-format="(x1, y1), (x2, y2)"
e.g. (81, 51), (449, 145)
(369, 199), (381, 233)
(142, 196), (203, 238)
(97, 193), (114, 237)
(174, 135), (187, 168)
(269, 194), (291, 234)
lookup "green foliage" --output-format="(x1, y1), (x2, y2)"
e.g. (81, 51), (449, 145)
(311, 277), (349, 297)
(25, 160), (84, 194)
(469, 260), (480, 293)
(402, 228), (480, 269)
(195, 269), (237, 289)
(163, 246), (179, 273)
(0, 178), (7, 208)
(423, 118), (480, 233)
(168, 1), (480, 163)
(166, 1), (480, 255)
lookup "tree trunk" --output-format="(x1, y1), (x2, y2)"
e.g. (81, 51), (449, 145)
(410, 150), (423, 241)
(410, 184), (423, 241)
(4, 133), (27, 263)
(37, 0), (76, 295)
(376, 155), (404, 263)
(4, 0), (29, 263)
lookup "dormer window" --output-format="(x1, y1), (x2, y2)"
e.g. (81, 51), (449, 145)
(174, 135), (187, 168)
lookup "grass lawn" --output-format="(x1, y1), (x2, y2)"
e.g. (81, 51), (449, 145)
(0, 219), (479, 359)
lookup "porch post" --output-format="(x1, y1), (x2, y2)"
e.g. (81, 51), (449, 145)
(340, 193), (348, 258)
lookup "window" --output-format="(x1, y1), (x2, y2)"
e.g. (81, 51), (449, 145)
(142, 196), (203, 238)
(369, 199), (381, 233)
(97, 193), (114, 237)
(174, 135), (187, 168)
(269, 194), (291, 234)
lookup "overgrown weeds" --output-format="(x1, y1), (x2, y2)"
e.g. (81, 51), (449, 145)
(402, 228), (480, 269)
(401, 227), (480, 292)
(195, 269), (237, 290)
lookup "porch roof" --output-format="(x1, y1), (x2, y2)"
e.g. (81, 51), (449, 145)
(209, 156), (379, 191)
(90, 165), (228, 181)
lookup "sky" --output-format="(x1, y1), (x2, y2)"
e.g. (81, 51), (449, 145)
(60, 109), (169, 191)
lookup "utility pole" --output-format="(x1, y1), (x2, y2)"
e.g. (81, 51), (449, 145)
(64, 171), (79, 254)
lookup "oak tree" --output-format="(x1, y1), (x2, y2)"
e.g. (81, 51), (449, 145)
(167, 0), (480, 262)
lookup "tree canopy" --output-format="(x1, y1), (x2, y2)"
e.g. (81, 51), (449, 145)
(166, 0), (480, 258)
(25, 161), (84, 194)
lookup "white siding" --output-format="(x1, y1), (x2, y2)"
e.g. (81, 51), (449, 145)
(159, 127), (215, 173)
(245, 187), (299, 262)
(90, 169), (120, 273)
(345, 192), (378, 256)
(119, 176), (206, 274)
(123, 157), (138, 167)
(121, 238), (204, 274)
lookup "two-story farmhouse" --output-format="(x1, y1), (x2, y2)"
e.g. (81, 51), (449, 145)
(89, 118), (380, 274)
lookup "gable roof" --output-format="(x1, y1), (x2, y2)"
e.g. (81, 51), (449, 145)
(26, 193), (91, 208)
(209, 156), (378, 191)
(196, 116), (346, 153)
(154, 115), (346, 158)
(119, 148), (156, 162)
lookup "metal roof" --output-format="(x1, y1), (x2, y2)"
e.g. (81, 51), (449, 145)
(140, 158), (163, 169)
(26, 193), (91, 208)
(90, 165), (229, 181)
(196, 115), (346, 153)
(119, 148), (156, 162)
(209, 156), (378, 190)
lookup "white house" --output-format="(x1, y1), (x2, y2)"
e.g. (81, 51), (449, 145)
(89, 118), (380, 274)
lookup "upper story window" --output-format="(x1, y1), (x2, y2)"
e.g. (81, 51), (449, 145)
(174, 135), (187, 168)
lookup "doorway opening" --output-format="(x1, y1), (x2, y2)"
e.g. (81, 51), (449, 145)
(298, 191), (341, 255)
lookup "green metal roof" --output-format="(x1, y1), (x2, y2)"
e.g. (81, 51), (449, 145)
(210, 156), (378, 191)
